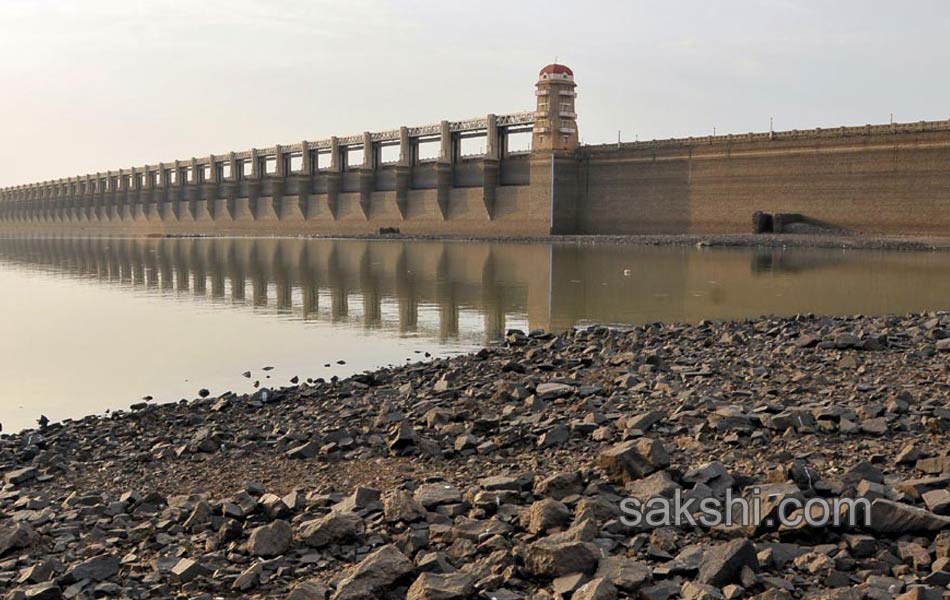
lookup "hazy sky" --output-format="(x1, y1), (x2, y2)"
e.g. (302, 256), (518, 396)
(3, 0), (949, 187)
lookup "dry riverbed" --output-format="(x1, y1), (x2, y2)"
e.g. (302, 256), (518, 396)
(2, 313), (950, 599)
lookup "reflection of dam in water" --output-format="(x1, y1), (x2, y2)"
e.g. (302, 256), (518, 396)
(2, 235), (950, 433)
(1, 236), (950, 341)
(0, 236), (554, 344)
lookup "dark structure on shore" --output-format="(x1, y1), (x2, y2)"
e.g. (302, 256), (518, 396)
(2, 64), (949, 236)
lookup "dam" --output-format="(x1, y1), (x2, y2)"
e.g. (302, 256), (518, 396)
(2, 64), (950, 236)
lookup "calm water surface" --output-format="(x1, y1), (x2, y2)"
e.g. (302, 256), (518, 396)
(1, 236), (949, 432)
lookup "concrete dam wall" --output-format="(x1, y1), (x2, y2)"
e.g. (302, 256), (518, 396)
(2, 63), (949, 237)
(575, 120), (950, 235)
(0, 114), (556, 237)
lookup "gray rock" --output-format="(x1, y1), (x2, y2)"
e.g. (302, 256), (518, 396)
(406, 572), (474, 600)
(246, 519), (293, 557)
(896, 588), (943, 600)
(0, 522), (37, 557)
(67, 554), (119, 582)
(5, 466), (37, 485)
(388, 421), (417, 453)
(524, 539), (601, 577)
(573, 577), (619, 600)
(454, 433), (479, 451)
(640, 580), (681, 600)
(916, 456), (950, 475)
(19, 560), (56, 584)
(553, 572), (590, 595)
(626, 470), (681, 502)
(171, 558), (204, 582)
(861, 417), (888, 435)
(536, 382), (574, 400)
(23, 583), (63, 600)
(288, 440), (321, 459)
(523, 498), (572, 534)
(332, 544), (414, 600)
(697, 539), (759, 587)
(332, 487), (381, 512)
(232, 563), (263, 591)
(923, 489), (950, 515)
(538, 424), (570, 448)
(480, 475), (522, 491)
(414, 483), (462, 509)
(260, 493), (291, 519)
(868, 499), (950, 532)
(594, 556), (652, 592)
(765, 409), (816, 432)
(597, 438), (670, 483)
(683, 581), (725, 600)
(383, 489), (427, 522)
(299, 512), (365, 548)
(534, 471), (583, 500)
(287, 579), (332, 600)
(626, 410), (667, 432)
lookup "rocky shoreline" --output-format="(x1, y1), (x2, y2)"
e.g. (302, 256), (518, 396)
(2, 312), (950, 600)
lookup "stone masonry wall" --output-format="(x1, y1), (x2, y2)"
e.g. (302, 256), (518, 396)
(576, 122), (950, 235)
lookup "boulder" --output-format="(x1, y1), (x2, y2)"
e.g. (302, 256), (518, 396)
(522, 498), (572, 534)
(573, 577), (619, 600)
(0, 522), (37, 557)
(5, 466), (37, 485)
(696, 539), (758, 587)
(171, 558), (205, 583)
(414, 483), (462, 509)
(534, 471), (583, 500)
(67, 554), (120, 582)
(406, 572), (474, 600)
(868, 499), (950, 533)
(298, 512), (365, 548)
(22, 583), (63, 600)
(384, 489), (427, 522)
(597, 438), (670, 483)
(246, 519), (293, 557)
(524, 539), (601, 577)
(536, 382), (574, 400)
(287, 579), (332, 600)
(332, 544), (414, 600)
(594, 556), (652, 592)
(388, 421), (417, 453)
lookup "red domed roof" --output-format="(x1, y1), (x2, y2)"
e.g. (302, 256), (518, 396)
(539, 63), (573, 77)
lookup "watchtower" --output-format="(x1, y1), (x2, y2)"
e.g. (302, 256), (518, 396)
(532, 64), (579, 153)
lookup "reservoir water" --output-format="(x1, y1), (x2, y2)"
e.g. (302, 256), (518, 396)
(1, 235), (948, 432)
